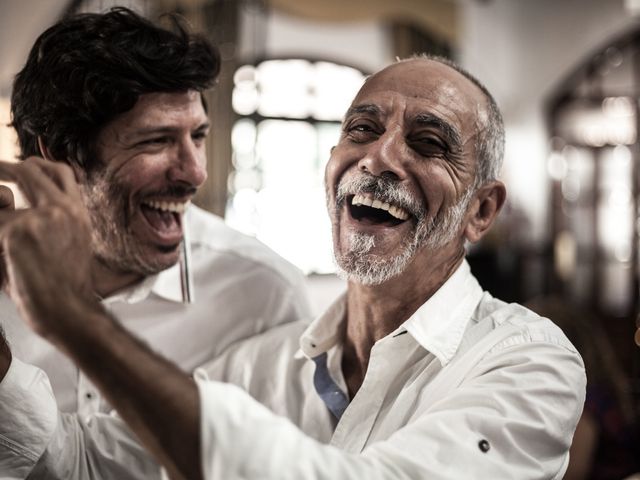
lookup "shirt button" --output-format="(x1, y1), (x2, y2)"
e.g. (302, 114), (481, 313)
(478, 439), (490, 453)
(85, 392), (93, 399)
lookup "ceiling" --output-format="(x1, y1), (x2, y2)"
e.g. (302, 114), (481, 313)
(0, 0), (458, 95)
(269, 0), (457, 44)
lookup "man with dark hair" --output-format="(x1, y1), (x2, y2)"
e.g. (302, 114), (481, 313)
(11, 7), (218, 173)
(0, 7), (310, 477)
(0, 55), (585, 479)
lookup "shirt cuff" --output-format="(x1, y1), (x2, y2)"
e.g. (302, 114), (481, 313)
(0, 357), (58, 477)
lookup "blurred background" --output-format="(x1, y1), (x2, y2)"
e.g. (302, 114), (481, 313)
(1, 1), (640, 475)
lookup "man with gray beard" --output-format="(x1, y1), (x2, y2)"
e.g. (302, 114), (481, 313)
(0, 55), (585, 480)
(334, 171), (475, 284)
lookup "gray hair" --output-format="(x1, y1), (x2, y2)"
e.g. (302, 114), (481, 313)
(397, 54), (505, 187)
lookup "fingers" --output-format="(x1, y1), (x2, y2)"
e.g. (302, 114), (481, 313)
(0, 185), (11, 292)
(0, 157), (81, 207)
(0, 210), (29, 243)
(24, 157), (82, 201)
(0, 159), (59, 206)
(0, 209), (26, 226)
(0, 208), (27, 294)
(0, 185), (14, 210)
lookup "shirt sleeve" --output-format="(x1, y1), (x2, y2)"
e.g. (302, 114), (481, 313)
(256, 267), (313, 331)
(196, 338), (586, 480)
(0, 357), (57, 478)
(0, 358), (160, 480)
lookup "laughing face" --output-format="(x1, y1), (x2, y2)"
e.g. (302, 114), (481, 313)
(326, 59), (488, 285)
(80, 91), (209, 288)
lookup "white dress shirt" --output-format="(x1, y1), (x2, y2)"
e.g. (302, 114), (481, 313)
(197, 260), (586, 479)
(0, 204), (311, 478)
(1, 204), (311, 416)
(0, 261), (585, 479)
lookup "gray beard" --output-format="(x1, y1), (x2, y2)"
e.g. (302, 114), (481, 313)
(333, 175), (475, 286)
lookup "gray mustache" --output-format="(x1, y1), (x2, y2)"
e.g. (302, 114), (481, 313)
(336, 173), (425, 218)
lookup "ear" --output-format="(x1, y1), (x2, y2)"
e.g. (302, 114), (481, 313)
(464, 180), (506, 243)
(37, 137), (55, 162)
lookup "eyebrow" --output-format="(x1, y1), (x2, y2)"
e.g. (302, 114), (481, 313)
(123, 122), (211, 142)
(414, 113), (462, 151)
(343, 104), (382, 121)
(343, 104), (464, 153)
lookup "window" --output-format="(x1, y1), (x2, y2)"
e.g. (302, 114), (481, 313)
(547, 36), (640, 317)
(226, 59), (365, 274)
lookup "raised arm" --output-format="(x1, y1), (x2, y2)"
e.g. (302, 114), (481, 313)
(50, 300), (202, 480)
(0, 158), (202, 480)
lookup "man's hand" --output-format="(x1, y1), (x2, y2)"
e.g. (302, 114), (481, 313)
(0, 324), (11, 381)
(0, 184), (15, 291)
(0, 184), (15, 210)
(0, 184), (15, 381)
(0, 157), (96, 342)
(0, 158), (202, 479)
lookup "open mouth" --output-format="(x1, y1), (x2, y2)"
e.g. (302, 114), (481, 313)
(139, 199), (187, 245)
(347, 193), (411, 227)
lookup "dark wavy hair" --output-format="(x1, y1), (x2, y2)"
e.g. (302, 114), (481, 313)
(10, 7), (220, 172)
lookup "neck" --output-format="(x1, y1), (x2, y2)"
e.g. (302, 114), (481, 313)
(91, 258), (145, 298)
(341, 243), (465, 397)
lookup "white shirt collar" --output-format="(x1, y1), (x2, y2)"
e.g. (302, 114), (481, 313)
(298, 260), (483, 365)
(403, 259), (483, 366)
(298, 292), (347, 358)
(149, 263), (183, 302)
(101, 263), (183, 305)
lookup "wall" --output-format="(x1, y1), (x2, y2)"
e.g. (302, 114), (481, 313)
(460, 0), (638, 244)
(0, 0), (69, 95)
(238, 6), (391, 74)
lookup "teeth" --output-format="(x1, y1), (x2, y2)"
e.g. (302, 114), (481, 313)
(144, 200), (188, 214)
(350, 194), (409, 220)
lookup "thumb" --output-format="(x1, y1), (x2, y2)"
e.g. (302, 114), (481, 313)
(0, 183), (12, 290)
(0, 185), (15, 210)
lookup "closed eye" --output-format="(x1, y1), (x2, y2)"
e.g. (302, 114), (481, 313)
(408, 136), (449, 156)
(192, 131), (208, 143)
(137, 136), (170, 147)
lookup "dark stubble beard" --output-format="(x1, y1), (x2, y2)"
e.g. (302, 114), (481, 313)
(331, 173), (475, 286)
(80, 171), (176, 277)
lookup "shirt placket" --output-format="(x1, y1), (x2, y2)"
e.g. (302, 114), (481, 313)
(77, 371), (101, 420)
(329, 333), (407, 452)
(75, 299), (120, 419)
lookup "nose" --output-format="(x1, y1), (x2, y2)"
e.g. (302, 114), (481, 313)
(168, 138), (207, 187)
(357, 129), (405, 180)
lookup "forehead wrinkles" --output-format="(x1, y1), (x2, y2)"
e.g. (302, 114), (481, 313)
(355, 61), (487, 137)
